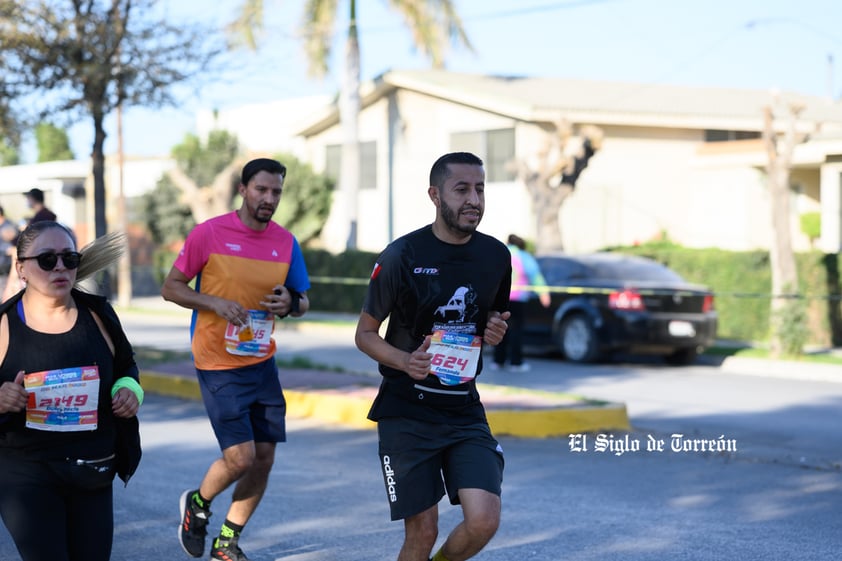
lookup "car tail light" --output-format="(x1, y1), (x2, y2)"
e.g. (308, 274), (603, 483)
(609, 289), (645, 310)
(702, 294), (714, 312)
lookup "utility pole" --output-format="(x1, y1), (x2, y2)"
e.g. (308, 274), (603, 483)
(116, 101), (132, 307)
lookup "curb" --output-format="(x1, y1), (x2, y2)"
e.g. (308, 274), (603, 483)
(139, 370), (630, 439)
(485, 402), (630, 438)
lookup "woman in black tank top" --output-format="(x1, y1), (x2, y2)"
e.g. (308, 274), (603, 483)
(0, 221), (142, 561)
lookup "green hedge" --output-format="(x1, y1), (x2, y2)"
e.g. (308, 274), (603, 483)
(303, 248), (379, 314)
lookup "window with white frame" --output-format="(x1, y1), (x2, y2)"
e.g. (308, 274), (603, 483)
(450, 128), (516, 182)
(324, 141), (377, 190)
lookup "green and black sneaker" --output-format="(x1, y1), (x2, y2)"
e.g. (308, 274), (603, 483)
(211, 536), (251, 561)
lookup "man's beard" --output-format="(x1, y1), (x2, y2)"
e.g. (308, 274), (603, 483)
(250, 203), (275, 223)
(441, 198), (480, 234)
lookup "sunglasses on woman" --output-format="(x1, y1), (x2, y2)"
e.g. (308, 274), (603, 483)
(19, 251), (82, 271)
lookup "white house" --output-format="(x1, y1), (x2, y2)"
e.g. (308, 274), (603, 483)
(0, 157), (175, 244)
(195, 95), (332, 160)
(293, 69), (842, 254)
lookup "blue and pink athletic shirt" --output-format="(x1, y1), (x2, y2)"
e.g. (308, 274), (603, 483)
(173, 211), (310, 370)
(509, 245), (548, 303)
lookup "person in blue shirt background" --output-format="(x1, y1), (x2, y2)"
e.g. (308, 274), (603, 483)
(492, 234), (550, 372)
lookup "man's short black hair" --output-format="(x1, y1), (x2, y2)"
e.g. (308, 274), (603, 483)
(429, 152), (484, 188)
(24, 187), (45, 203)
(241, 158), (287, 186)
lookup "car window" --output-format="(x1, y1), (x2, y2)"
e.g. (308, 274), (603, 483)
(537, 255), (685, 284)
(589, 259), (685, 282)
(536, 258), (586, 284)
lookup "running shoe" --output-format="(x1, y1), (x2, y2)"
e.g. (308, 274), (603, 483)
(211, 536), (251, 561)
(178, 489), (211, 558)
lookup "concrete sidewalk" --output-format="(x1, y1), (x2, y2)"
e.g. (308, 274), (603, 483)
(139, 360), (630, 439)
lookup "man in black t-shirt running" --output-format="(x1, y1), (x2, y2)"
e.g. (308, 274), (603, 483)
(356, 152), (512, 561)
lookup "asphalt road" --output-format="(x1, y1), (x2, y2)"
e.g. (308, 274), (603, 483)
(478, 355), (842, 471)
(2, 393), (837, 560)
(119, 303), (842, 470)
(3, 303), (838, 560)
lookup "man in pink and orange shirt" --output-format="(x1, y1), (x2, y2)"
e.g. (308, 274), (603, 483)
(162, 158), (310, 561)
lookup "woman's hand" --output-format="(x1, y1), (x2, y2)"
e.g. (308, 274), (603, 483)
(0, 371), (27, 414)
(112, 387), (139, 418)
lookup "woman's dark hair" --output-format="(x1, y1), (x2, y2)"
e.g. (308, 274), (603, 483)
(429, 152), (483, 189)
(16, 221), (77, 260)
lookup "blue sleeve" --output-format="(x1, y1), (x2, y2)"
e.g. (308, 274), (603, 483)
(285, 237), (311, 292)
(522, 252), (547, 287)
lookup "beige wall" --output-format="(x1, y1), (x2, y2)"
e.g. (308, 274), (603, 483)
(311, 89), (538, 252)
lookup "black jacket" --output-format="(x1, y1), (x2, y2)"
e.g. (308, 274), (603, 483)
(0, 288), (142, 484)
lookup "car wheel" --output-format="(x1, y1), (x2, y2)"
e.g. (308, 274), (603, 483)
(559, 314), (599, 363)
(665, 347), (698, 366)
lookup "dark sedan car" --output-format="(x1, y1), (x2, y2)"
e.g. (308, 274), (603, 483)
(522, 252), (717, 365)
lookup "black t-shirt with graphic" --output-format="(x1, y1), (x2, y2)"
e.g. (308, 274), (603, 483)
(362, 225), (511, 424)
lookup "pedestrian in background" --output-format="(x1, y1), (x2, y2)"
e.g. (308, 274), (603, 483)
(161, 158), (311, 561)
(2, 188), (58, 302)
(0, 207), (19, 296)
(0, 221), (142, 561)
(23, 188), (57, 224)
(491, 234), (551, 372)
(355, 152), (511, 561)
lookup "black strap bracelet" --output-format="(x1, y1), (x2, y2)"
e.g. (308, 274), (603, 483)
(276, 288), (301, 318)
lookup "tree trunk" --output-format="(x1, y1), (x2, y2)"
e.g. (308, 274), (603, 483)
(167, 160), (240, 225)
(116, 103), (132, 307)
(528, 182), (572, 252)
(338, 0), (361, 250)
(768, 164), (798, 297)
(91, 111), (111, 298)
(530, 185), (572, 251)
(764, 104), (802, 357)
(514, 121), (601, 253)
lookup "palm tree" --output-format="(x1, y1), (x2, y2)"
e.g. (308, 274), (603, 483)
(229, 0), (472, 249)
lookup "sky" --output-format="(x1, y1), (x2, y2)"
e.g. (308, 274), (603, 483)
(47, 0), (842, 162)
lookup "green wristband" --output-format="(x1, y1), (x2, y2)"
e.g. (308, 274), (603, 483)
(111, 377), (144, 406)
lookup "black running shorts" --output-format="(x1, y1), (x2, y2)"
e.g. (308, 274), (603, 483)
(196, 357), (287, 450)
(376, 416), (504, 521)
